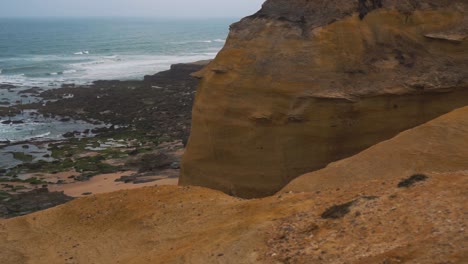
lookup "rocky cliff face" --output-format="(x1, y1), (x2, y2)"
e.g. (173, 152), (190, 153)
(181, 0), (468, 198)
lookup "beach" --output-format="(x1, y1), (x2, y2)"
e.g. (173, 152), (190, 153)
(0, 60), (208, 218)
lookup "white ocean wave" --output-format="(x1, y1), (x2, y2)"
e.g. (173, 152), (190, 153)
(67, 53), (217, 81)
(29, 131), (51, 139)
(74, 51), (89, 55)
(10, 132), (53, 142)
(0, 52), (220, 88)
(170, 39), (226, 45)
(0, 73), (64, 88)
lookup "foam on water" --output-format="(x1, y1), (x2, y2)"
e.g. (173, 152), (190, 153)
(0, 17), (234, 152)
(170, 39), (226, 45)
(0, 54), (219, 87)
(0, 110), (102, 143)
(74, 51), (89, 55)
(68, 54), (216, 81)
(0, 18), (235, 88)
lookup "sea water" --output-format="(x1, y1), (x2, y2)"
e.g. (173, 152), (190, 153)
(0, 17), (234, 87)
(0, 17), (234, 155)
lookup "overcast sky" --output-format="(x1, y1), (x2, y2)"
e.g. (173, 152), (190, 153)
(0, 0), (265, 18)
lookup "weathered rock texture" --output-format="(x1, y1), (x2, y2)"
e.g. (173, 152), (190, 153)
(181, 0), (468, 198)
(1, 107), (467, 263)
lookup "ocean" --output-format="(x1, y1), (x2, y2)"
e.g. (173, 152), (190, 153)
(0, 17), (235, 87)
(0, 17), (234, 153)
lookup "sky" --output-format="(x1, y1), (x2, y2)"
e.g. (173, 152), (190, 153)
(0, 0), (265, 18)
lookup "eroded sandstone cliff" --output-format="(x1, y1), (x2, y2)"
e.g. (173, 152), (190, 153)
(181, 0), (468, 197)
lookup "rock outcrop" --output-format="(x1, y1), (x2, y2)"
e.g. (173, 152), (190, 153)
(181, 0), (468, 198)
(1, 107), (467, 263)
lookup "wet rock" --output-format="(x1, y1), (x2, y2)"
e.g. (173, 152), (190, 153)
(62, 132), (75, 138)
(1, 120), (24, 125)
(0, 84), (17, 90)
(18, 87), (43, 94)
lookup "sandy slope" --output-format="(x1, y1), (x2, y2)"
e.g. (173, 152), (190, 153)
(0, 107), (467, 264)
(282, 106), (468, 193)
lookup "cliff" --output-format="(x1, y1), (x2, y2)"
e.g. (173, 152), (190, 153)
(1, 107), (467, 263)
(180, 0), (468, 197)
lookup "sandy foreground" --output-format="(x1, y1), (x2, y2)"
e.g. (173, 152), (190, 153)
(0, 107), (467, 263)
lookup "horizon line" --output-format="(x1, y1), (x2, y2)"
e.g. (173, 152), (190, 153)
(0, 15), (245, 19)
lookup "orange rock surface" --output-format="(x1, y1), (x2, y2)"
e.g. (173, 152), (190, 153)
(180, 0), (468, 197)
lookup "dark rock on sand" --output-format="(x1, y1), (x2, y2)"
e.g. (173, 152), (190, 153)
(143, 60), (211, 84)
(125, 153), (174, 173)
(398, 174), (429, 188)
(0, 188), (73, 219)
(62, 132), (75, 138)
(0, 84), (17, 90)
(1, 120), (24, 125)
(18, 87), (43, 95)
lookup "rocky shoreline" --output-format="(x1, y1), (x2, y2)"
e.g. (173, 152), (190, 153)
(0, 60), (210, 218)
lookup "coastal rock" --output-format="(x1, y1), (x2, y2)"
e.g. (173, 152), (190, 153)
(1, 120), (24, 125)
(181, 0), (468, 198)
(35, 60), (209, 141)
(62, 131), (80, 138)
(18, 87), (43, 95)
(143, 60), (211, 84)
(0, 84), (17, 90)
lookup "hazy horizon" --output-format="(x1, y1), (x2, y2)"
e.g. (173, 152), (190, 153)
(0, 0), (265, 18)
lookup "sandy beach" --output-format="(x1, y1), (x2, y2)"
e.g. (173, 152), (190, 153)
(49, 171), (178, 197)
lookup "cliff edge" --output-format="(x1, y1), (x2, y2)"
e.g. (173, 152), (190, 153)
(181, 0), (468, 197)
